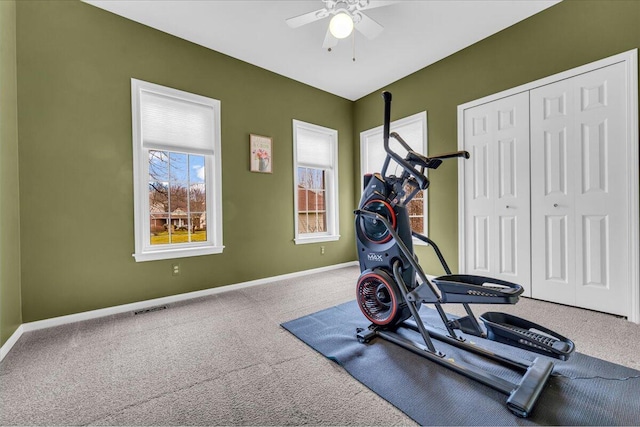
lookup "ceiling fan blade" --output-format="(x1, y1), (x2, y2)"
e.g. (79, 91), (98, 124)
(322, 27), (339, 49)
(354, 12), (384, 39)
(286, 8), (328, 28)
(359, 1), (397, 11)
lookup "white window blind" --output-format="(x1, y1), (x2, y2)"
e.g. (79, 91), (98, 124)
(292, 120), (339, 244)
(362, 116), (425, 175)
(295, 127), (334, 169)
(140, 90), (216, 155)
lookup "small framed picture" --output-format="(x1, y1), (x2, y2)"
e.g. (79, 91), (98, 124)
(250, 134), (273, 173)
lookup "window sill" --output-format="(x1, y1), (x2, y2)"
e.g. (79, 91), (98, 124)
(294, 234), (340, 245)
(133, 245), (224, 262)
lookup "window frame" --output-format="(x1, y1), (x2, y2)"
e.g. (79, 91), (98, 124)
(360, 111), (429, 242)
(292, 119), (340, 244)
(131, 78), (223, 262)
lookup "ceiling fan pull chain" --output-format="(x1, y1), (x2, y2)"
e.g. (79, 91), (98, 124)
(352, 31), (356, 62)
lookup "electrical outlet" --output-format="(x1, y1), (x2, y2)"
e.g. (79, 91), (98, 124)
(172, 263), (180, 276)
(320, 246), (325, 255)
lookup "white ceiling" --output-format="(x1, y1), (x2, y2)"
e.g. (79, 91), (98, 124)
(85, 0), (561, 101)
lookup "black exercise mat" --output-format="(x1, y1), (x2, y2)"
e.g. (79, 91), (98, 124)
(281, 300), (640, 426)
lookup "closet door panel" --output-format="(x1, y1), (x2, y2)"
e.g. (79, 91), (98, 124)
(573, 63), (628, 315)
(531, 80), (577, 305)
(531, 62), (628, 314)
(465, 107), (494, 276)
(463, 93), (530, 294)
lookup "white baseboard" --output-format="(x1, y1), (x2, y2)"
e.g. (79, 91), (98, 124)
(0, 324), (25, 362)
(0, 261), (357, 362)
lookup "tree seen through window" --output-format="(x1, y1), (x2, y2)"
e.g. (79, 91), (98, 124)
(148, 150), (207, 245)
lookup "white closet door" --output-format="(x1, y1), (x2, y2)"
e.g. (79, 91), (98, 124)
(463, 92), (531, 295)
(530, 62), (629, 315)
(530, 78), (576, 305)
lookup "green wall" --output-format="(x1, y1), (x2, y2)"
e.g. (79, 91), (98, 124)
(354, 0), (640, 275)
(1, 0), (23, 344)
(4, 0), (639, 343)
(16, 1), (355, 323)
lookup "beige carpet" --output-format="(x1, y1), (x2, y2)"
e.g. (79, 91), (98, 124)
(1, 265), (638, 425)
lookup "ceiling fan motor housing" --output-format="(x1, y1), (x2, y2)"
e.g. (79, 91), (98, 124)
(326, 0), (370, 16)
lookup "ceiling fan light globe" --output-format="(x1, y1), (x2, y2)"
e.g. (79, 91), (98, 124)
(329, 13), (354, 39)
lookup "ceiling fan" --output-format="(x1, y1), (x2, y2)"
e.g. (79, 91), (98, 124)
(286, 0), (392, 49)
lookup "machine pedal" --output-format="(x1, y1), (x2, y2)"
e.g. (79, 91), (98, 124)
(480, 312), (575, 360)
(432, 275), (523, 304)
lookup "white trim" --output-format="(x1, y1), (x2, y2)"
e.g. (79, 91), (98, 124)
(359, 111), (428, 241)
(457, 103), (466, 275)
(292, 120), (340, 243)
(625, 51), (639, 323)
(133, 245), (224, 262)
(0, 261), (358, 361)
(131, 78), (223, 262)
(457, 49), (639, 323)
(294, 234), (341, 245)
(0, 325), (25, 362)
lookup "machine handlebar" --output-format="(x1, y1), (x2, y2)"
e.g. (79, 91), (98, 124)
(429, 150), (471, 160)
(381, 91), (469, 189)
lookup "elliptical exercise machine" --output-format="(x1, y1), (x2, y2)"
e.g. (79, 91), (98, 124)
(354, 92), (574, 418)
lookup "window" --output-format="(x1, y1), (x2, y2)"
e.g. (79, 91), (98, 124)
(293, 120), (339, 244)
(360, 112), (428, 238)
(131, 79), (223, 261)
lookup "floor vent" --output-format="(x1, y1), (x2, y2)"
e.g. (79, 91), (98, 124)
(134, 305), (168, 315)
